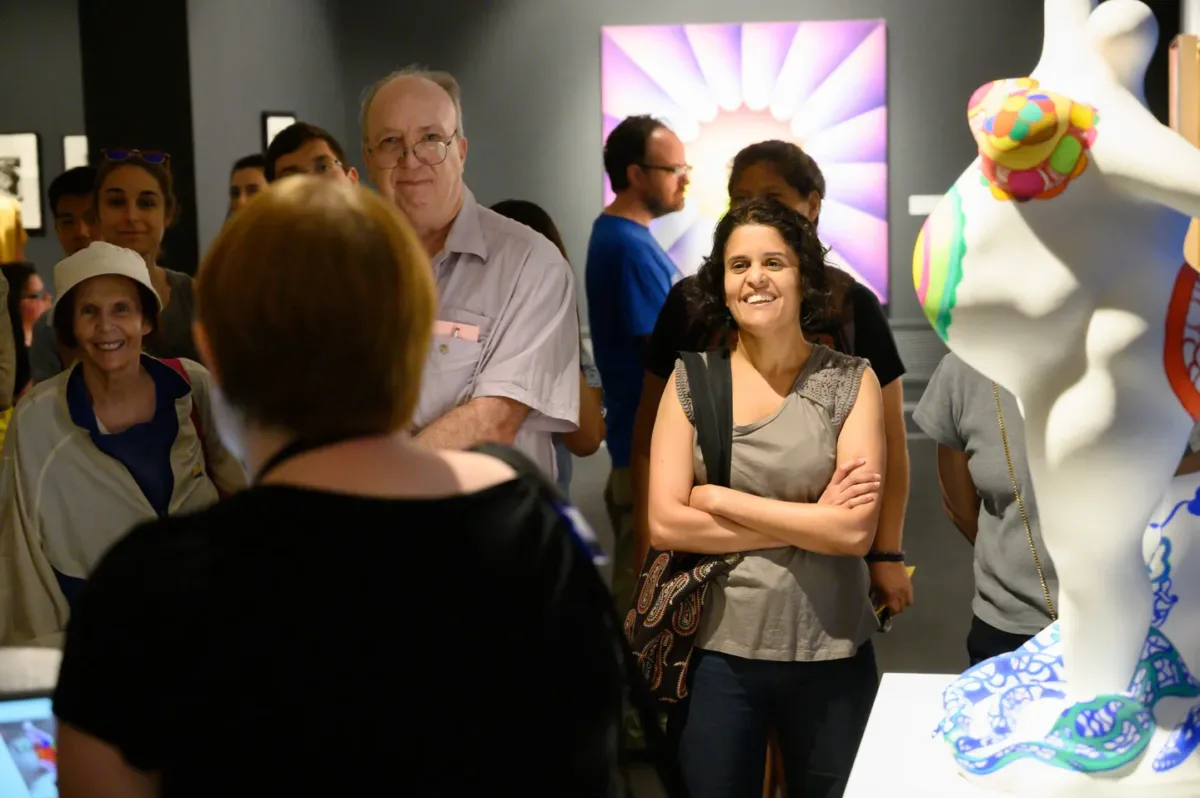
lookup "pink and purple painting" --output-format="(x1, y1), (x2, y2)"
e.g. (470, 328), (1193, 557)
(601, 20), (889, 302)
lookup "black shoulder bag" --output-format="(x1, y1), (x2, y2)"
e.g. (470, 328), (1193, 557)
(623, 348), (741, 705)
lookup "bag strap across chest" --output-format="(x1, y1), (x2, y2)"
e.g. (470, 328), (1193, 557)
(679, 349), (733, 488)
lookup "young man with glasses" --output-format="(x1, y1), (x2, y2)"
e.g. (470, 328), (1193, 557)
(265, 123), (359, 184)
(584, 115), (690, 615)
(359, 66), (579, 483)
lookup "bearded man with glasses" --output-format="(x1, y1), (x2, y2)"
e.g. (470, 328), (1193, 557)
(360, 66), (579, 482)
(584, 115), (691, 618)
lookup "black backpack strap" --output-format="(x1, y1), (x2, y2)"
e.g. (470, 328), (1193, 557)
(471, 443), (688, 798)
(679, 350), (733, 488)
(840, 282), (857, 355)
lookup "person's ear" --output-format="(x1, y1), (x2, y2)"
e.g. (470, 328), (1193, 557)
(193, 321), (220, 381)
(625, 163), (640, 191)
(457, 135), (468, 171)
(804, 191), (822, 223)
(347, 166), (360, 185)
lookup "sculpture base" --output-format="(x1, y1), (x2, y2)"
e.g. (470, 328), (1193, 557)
(849, 673), (1200, 798)
(935, 623), (1200, 797)
(847, 673), (988, 797)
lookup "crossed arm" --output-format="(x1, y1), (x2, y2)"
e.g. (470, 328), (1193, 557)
(647, 366), (886, 556)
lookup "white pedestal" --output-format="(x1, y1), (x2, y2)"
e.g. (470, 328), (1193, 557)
(845, 673), (1000, 798)
(0, 647), (61, 694)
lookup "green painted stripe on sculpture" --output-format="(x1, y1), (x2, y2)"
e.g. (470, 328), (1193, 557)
(936, 185), (967, 338)
(920, 183), (968, 341)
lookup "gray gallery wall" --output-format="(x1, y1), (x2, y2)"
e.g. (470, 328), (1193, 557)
(0, 0), (86, 275)
(332, 0), (1046, 340)
(187, 0), (350, 256)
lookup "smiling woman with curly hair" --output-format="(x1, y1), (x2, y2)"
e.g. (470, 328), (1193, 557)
(647, 197), (886, 797)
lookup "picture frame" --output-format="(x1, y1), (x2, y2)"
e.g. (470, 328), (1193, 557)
(262, 112), (297, 152)
(0, 132), (43, 233)
(600, 20), (890, 303)
(63, 135), (89, 170)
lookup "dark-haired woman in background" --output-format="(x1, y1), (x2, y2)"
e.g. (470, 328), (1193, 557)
(35, 151), (200, 381)
(632, 140), (912, 617)
(2, 262), (51, 347)
(491, 199), (606, 497)
(648, 199), (884, 797)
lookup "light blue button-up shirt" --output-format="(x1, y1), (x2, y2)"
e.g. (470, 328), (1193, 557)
(412, 188), (580, 479)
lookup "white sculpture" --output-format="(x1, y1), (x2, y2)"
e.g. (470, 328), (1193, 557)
(914, 1), (1200, 793)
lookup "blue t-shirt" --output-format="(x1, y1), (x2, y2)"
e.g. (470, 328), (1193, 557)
(584, 215), (677, 467)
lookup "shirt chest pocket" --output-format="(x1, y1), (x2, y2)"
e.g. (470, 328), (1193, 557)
(414, 308), (494, 428)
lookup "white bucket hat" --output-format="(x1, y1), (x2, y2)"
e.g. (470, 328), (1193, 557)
(53, 241), (162, 311)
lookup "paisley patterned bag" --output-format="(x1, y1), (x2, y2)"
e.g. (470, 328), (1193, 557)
(624, 348), (741, 704)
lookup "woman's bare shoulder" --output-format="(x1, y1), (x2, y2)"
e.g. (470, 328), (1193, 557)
(435, 449), (519, 493)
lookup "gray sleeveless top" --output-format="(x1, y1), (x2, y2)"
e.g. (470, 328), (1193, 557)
(674, 344), (878, 662)
(147, 268), (199, 363)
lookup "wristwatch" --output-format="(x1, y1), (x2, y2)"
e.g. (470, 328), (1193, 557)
(865, 550), (905, 563)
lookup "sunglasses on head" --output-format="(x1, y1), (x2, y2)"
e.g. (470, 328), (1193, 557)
(101, 148), (171, 165)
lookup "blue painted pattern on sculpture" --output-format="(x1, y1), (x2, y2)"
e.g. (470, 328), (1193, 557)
(937, 488), (1200, 775)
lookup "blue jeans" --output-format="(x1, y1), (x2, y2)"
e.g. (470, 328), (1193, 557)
(670, 643), (878, 798)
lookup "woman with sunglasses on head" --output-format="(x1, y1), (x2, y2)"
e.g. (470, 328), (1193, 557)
(0, 241), (245, 647)
(35, 149), (200, 379)
(648, 199), (884, 797)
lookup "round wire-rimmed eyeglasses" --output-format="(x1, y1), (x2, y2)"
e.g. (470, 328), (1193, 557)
(367, 132), (459, 169)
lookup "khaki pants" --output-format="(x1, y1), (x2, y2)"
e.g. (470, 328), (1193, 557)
(604, 467), (637, 617)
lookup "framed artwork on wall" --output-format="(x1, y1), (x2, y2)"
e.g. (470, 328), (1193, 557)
(63, 135), (89, 170)
(0, 132), (43, 233)
(262, 112), (297, 151)
(600, 20), (890, 303)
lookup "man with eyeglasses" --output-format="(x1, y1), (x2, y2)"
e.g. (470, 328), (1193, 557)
(265, 122), (359, 184)
(584, 115), (689, 614)
(360, 65), (579, 481)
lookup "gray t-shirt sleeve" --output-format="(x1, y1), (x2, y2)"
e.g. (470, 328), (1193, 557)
(913, 353), (967, 450)
(29, 312), (63, 383)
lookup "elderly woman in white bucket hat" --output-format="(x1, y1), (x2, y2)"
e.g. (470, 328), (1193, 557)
(0, 241), (245, 647)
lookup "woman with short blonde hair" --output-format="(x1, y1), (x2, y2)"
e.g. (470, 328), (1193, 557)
(52, 177), (626, 797)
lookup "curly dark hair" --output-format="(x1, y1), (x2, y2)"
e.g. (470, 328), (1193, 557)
(685, 198), (831, 335)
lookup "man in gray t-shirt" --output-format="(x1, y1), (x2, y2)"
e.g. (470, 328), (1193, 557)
(913, 353), (1059, 663)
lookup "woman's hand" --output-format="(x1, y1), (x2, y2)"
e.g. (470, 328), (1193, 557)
(818, 459), (881, 508)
